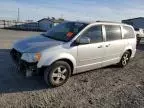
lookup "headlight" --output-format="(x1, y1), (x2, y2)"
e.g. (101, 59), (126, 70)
(21, 53), (41, 62)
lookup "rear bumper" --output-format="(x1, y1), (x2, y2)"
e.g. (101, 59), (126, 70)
(10, 49), (39, 76)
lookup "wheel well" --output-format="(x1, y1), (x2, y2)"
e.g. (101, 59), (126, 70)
(126, 49), (132, 57)
(54, 59), (74, 74)
(39, 59), (74, 76)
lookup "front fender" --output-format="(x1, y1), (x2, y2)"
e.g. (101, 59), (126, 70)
(37, 52), (76, 68)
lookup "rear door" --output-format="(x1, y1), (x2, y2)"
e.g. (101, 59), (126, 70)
(102, 25), (125, 66)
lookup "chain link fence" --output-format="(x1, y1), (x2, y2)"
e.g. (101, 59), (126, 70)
(0, 20), (40, 31)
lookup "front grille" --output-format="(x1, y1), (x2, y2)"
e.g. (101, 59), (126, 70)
(10, 48), (22, 63)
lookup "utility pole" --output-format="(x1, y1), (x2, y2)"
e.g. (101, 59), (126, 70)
(61, 14), (63, 19)
(17, 8), (20, 22)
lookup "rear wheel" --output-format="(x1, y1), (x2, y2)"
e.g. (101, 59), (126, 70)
(44, 61), (71, 87)
(118, 51), (131, 67)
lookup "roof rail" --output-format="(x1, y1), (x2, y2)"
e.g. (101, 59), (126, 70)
(96, 20), (121, 23)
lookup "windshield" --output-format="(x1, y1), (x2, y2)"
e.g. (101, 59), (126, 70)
(42, 22), (88, 42)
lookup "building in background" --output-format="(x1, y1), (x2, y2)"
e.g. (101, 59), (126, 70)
(38, 18), (53, 31)
(122, 17), (144, 29)
(38, 18), (65, 31)
(0, 17), (65, 31)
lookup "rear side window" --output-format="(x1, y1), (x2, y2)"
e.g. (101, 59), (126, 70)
(123, 26), (135, 39)
(105, 25), (122, 41)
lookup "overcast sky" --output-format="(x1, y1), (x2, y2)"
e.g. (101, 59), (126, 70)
(0, 0), (144, 22)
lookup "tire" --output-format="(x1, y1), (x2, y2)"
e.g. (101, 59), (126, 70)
(118, 51), (131, 67)
(44, 61), (71, 87)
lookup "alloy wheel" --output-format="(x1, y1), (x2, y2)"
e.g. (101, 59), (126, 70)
(122, 53), (129, 66)
(51, 66), (68, 84)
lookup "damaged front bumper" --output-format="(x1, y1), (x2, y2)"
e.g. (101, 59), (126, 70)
(18, 60), (38, 77)
(10, 48), (39, 77)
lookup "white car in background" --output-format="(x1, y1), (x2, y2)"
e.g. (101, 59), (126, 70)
(135, 28), (144, 44)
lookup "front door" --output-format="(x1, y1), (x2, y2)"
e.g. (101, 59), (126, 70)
(76, 25), (105, 72)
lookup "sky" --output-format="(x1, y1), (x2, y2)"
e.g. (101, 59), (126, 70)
(0, 0), (144, 22)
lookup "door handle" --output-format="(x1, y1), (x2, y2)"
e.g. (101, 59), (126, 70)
(97, 45), (103, 48)
(105, 44), (110, 47)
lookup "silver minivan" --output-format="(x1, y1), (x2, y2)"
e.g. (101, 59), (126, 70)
(10, 21), (136, 87)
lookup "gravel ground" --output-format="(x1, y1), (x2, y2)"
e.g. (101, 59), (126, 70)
(0, 29), (144, 108)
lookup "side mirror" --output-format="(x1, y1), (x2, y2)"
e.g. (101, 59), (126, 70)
(78, 37), (90, 44)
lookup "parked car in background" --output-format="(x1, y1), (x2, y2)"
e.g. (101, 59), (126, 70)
(135, 28), (144, 45)
(10, 21), (136, 87)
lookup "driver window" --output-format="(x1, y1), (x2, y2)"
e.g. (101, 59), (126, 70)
(81, 25), (103, 43)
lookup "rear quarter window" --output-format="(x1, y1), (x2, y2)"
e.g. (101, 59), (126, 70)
(123, 26), (135, 39)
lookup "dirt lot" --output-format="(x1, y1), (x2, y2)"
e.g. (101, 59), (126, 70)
(0, 29), (144, 108)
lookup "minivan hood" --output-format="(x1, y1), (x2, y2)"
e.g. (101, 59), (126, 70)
(13, 35), (64, 53)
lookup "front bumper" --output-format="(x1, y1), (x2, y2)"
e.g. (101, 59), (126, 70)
(10, 49), (39, 76)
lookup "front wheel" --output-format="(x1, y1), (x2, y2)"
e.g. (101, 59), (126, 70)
(44, 61), (71, 87)
(118, 51), (131, 67)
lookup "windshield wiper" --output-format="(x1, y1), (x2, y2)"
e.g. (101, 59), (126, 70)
(41, 34), (67, 42)
(41, 33), (48, 37)
(41, 33), (53, 38)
